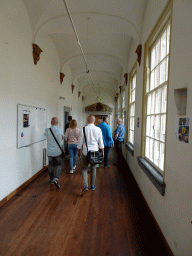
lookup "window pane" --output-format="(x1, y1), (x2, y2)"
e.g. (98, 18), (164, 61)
(156, 40), (161, 65)
(151, 47), (156, 70)
(155, 88), (161, 114)
(150, 115), (155, 138)
(166, 57), (169, 80)
(129, 130), (134, 144)
(160, 58), (166, 84)
(154, 140), (160, 167)
(132, 89), (135, 102)
(161, 86), (167, 113)
(149, 138), (154, 162)
(160, 114), (166, 142)
(146, 116), (150, 136)
(159, 142), (165, 170)
(150, 70), (155, 91)
(161, 31), (166, 60)
(145, 137), (150, 158)
(154, 65), (160, 88)
(130, 117), (134, 130)
(167, 25), (170, 54)
(133, 75), (136, 89)
(147, 94), (151, 115)
(151, 92), (155, 114)
(155, 115), (160, 140)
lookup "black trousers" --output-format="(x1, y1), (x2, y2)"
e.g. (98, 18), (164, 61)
(114, 140), (123, 163)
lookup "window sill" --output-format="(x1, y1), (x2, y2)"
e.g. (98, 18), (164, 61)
(125, 143), (134, 156)
(137, 157), (166, 196)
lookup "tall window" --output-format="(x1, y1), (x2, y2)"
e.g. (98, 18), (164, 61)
(144, 18), (171, 173)
(122, 90), (126, 126)
(128, 64), (137, 145)
(117, 94), (121, 118)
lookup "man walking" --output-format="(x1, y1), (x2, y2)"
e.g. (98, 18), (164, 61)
(113, 118), (125, 166)
(45, 117), (63, 188)
(98, 116), (114, 168)
(78, 115), (104, 194)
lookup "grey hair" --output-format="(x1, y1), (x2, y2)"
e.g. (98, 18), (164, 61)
(117, 118), (122, 123)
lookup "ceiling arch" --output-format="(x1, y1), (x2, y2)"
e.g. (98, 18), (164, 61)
(34, 12), (141, 44)
(22, 0), (148, 97)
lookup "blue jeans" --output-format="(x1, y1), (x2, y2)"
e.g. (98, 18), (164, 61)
(104, 146), (111, 167)
(48, 154), (62, 181)
(68, 144), (78, 170)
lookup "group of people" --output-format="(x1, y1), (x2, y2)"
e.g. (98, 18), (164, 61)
(45, 115), (125, 193)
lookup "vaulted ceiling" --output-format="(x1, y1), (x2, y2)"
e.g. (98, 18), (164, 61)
(23, 0), (147, 96)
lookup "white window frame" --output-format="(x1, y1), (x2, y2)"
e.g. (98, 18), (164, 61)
(121, 89), (126, 126)
(141, 1), (172, 175)
(128, 63), (137, 146)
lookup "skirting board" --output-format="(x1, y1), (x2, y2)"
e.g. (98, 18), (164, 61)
(0, 165), (48, 208)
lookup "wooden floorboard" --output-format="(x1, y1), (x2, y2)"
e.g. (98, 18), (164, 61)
(0, 149), (173, 256)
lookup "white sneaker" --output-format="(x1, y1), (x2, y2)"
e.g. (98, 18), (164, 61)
(73, 165), (76, 170)
(70, 170), (74, 174)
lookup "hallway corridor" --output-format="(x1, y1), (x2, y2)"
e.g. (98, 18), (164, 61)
(0, 150), (172, 256)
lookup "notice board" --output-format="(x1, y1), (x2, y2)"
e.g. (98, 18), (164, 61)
(17, 104), (46, 148)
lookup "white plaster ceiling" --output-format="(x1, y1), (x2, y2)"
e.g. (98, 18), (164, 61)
(23, 0), (148, 96)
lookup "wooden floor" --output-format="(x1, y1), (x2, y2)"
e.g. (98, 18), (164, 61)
(0, 149), (173, 256)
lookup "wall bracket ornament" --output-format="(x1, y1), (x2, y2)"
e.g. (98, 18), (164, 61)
(135, 44), (142, 66)
(72, 84), (75, 93)
(60, 72), (65, 84)
(78, 91), (81, 98)
(32, 44), (43, 65)
(119, 86), (122, 93)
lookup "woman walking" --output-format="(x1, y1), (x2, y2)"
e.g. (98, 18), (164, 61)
(65, 120), (81, 173)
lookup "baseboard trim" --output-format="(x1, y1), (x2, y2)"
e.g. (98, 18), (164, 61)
(122, 156), (173, 255)
(0, 165), (48, 208)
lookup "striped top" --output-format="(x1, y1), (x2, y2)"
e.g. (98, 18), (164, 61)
(65, 127), (81, 144)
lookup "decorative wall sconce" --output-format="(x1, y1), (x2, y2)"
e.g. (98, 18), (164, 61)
(78, 91), (81, 98)
(124, 73), (128, 85)
(115, 96), (117, 102)
(71, 84), (75, 93)
(60, 72), (65, 84)
(32, 44), (43, 65)
(82, 96), (84, 101)
(174, 88), (187, 115)
(119, 86), (122, 93)
(135, 44), (142, 66)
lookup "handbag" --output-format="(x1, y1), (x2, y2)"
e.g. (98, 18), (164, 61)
(83, 127), (103, 164)
(49, 128), (65, 158)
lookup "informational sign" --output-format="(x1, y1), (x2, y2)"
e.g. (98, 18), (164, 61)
(175, 118), (190, 143)
(17, 104), (46, 148)
(23, 110), (30, 127)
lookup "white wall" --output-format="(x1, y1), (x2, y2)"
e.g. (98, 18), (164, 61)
(0, 0), (84, 201)
(124, 1), (192, 255)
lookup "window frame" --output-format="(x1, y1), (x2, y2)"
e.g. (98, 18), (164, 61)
(139, 0), (172, 195)
(127, 62), (137, 148)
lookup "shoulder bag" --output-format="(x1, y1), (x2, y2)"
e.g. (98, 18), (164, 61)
(49, 128), (65, 158)
(83, 127), (103, 164)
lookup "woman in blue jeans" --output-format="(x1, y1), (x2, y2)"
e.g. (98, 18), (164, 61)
(65, 120), (81, 173)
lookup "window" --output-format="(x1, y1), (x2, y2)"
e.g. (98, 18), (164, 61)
(143, 18), (171, 174)
(128, 64), (137, 146)
(117, 94), (121, 118)
(122, 90), (126, 126)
